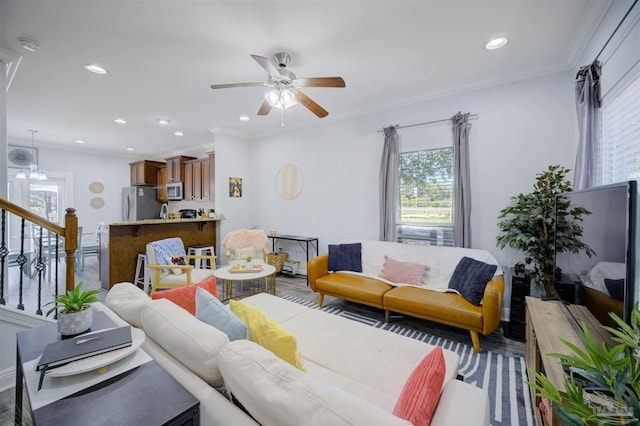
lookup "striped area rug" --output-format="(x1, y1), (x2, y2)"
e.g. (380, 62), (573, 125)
(281, 295), (535, 426)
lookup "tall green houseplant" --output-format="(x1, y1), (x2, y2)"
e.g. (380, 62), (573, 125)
(496, 165), (594, 297)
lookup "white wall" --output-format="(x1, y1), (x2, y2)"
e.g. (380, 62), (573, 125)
(249, 71), (578, 275)
(35, 145), (130, 233)
(212, 131), (252, 264)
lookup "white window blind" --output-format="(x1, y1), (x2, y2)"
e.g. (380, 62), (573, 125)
(602, 76), (640, 184)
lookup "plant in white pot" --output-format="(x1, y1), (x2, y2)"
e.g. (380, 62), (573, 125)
(45, 282), (100, 336)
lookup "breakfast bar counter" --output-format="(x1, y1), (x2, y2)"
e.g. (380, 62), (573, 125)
(100, 218), (221, 290)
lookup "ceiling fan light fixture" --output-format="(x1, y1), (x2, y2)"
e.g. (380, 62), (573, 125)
(15, 170), (27, 179)
(265, 88), (297, 109)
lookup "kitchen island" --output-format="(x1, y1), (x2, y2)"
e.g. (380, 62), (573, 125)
(100, 217), (221, 290)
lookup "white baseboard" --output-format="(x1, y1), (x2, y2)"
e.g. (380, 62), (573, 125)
(0, 367), (15, 392)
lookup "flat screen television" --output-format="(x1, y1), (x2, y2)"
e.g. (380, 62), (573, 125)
(554, 180), (637, 327)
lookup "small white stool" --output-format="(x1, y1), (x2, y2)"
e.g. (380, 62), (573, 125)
(187, 245), (215, 269)
(134, 253), (150, 294)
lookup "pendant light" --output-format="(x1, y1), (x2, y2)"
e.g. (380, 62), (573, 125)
(15, 130), (47, 180)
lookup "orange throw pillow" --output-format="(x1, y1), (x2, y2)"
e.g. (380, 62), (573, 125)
(150, 278), (218, 315)
(393, 346), (445, 426)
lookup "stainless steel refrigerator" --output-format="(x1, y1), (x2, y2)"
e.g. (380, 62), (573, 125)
(122, 187), (162, 221)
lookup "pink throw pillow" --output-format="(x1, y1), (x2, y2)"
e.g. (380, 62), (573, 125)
(379, 255), (428, 285)
(393, 346), (445, 426)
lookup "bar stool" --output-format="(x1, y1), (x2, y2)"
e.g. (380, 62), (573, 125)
(187, 244), (216, 269)
(134, 252), (150, 293)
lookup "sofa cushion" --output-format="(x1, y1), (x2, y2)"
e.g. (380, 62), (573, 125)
(218, 340), (411, 426)
(229, 300), (305, 370)
(141, 298), (229, 387)
(105, 282), (151, 328)
(316, 273), (392, 309)
(380, 255), (428, 285)
(328, 242), (363, 272)
(195, 288), (248, 341)
(150, 278), (218, 314)
(393, 346), (445, 426)
(448, 257), (497, 305)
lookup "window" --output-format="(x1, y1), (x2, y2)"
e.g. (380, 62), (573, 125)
(397, 147), (454, 246)
(602, 75), (640, 184)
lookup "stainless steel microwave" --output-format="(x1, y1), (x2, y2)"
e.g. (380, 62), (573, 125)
(166, 182), (183, 200)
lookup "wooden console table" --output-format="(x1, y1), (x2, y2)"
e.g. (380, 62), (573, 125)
(525, 297), (615, 426)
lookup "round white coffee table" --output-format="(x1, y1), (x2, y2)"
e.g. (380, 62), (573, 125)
(214, 262), (276, 301)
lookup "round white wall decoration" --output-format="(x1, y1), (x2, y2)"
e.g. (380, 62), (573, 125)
(276, 163), (304, 200)
(89, 182), (104, 193)
(90, 197), (105, 209)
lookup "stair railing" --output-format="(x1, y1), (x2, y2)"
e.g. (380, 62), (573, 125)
(0, 197), (77, 315)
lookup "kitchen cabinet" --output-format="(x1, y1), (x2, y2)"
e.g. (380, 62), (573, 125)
(165, 155), (197, 183)
(206, 152), (214, 201)
(157, 164), (168, 202)
(129, 160), (164, 186)
(184, 158), (211, 200)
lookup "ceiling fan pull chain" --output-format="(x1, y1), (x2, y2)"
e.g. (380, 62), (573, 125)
(281, 107), (285, 128)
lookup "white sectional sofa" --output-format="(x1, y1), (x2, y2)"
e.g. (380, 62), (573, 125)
(94, 283), (490, 425)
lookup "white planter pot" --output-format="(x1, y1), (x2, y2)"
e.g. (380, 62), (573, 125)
(57, 305), (93, 336)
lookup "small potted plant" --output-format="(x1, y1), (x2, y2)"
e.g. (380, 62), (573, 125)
(245, 256), (253, 269)
(45, 282), (100, 336)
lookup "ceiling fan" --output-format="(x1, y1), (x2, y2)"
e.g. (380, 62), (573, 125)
(210, 52), (345, 119)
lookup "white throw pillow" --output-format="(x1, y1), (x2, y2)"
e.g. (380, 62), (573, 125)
(105, 282), (151, 328)
(218, 340), (411, 426)
(141, 299), (229, 387)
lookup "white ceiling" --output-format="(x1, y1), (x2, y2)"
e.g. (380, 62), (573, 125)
(1, 0), (610, 158)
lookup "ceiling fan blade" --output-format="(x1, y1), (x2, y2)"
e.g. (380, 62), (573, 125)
(257, 100), (272, 116)
(295, 91), (329, 118)
(295, 77), (346, 88)
(251, 54), (281, 76)
(210, 82), (267, 89)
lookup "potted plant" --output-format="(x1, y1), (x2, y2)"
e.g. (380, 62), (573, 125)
(529, 304), (640, 424)
(496, 165), (594, 298)
(245, 256), (253, 269)
(45, 282), (100, 336)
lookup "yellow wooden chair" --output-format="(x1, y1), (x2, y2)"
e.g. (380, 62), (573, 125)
(146, 237), (216, 293)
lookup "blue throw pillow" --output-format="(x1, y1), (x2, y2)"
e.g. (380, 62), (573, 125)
(195, 288), (248, 341)
(328, 243), (363, 272)
(604, 278), (624, 301)
(448, 257), (497, 305)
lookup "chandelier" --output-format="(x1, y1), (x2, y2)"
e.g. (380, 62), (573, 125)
(15, 130), (47, 180)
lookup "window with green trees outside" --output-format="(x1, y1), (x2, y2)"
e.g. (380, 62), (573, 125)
(397, 147), (454, 246)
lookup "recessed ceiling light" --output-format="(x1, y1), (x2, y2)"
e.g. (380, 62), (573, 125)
(174, 131), (184, 136)
(114, 118), (127, 124)
(75, 140), (86, 144)
(84, 64), (108, 74)
(156, 118), (170, 125)
(239, 116), (250, 122)
(126, 147), (135, 151)
(485, 36), (508, 50)
(18, 37), (39, 52)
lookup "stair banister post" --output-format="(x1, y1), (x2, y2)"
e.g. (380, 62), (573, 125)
(64, 208), (78, 292)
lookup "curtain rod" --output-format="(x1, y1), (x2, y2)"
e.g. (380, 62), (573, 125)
(377, 113), (478, 132)
(594, 0), (638, 62)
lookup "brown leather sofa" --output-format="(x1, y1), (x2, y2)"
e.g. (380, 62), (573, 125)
(308, 253), (504, 353)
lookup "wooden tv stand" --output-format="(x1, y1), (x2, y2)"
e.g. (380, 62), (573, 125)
(525, 297), (615, 426)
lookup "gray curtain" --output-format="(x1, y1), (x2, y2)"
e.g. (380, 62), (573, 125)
(452, 112), (471, 248)
(574, 61), (602, 190)
(379, 126), (398, 242)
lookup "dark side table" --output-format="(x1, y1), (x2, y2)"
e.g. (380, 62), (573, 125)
(268, 234), (319, 285)
(16, 312), (200, 425)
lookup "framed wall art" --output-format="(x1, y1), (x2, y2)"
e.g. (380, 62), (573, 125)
(229, 177), (242, 197)
(8, 145), (37, 169)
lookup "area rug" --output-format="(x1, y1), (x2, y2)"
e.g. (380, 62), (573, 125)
(282, 295), (535, 426)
